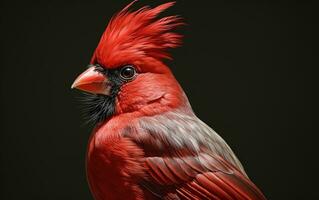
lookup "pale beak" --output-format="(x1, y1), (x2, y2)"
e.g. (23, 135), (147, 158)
(71, 66), (111, 95)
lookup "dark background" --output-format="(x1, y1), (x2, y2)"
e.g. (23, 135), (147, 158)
(0, 0), (314, 199)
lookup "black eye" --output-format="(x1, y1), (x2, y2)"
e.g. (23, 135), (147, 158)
(120, 66), (136, 80)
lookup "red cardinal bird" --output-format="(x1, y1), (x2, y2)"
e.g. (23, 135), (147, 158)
(71, 1), (266, 200)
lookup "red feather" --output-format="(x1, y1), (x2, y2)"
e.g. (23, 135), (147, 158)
(91, 1), (183, 70)
(142, 153), (266, 199)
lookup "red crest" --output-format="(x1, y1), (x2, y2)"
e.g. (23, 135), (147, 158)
(91, 1), (183, 70)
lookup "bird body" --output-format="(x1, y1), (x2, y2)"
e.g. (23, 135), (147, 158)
(72, 1), (266, 199)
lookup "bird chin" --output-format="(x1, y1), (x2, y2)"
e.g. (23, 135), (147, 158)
(79, 92), (116, 125)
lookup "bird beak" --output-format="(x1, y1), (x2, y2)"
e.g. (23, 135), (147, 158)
(71, 66), (111, 95)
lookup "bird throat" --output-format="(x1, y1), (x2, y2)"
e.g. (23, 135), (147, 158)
(81, 93), (117, 125)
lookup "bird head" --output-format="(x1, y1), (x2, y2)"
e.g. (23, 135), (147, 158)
(72, 1), (188, 124)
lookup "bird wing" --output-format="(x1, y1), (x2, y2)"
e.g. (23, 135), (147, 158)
(140, 152), (266, 200)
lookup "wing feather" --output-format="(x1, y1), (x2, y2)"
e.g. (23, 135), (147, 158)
(140, 153), (266, 200)
(124, 111), (266, 199)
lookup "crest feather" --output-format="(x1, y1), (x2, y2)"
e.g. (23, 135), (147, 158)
(91, 1), (184, 68)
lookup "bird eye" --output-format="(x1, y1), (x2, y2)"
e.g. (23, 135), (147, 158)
(120, 65), (136, 81)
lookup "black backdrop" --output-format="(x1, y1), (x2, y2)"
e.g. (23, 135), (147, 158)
(0, 0), (315, 199)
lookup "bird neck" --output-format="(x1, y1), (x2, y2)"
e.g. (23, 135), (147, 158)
(115, 73), (192, 118)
